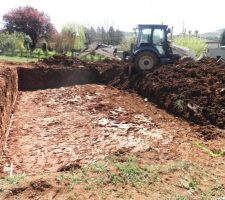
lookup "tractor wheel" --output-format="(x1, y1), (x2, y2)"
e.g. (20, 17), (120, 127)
(134, 52), (159, 71)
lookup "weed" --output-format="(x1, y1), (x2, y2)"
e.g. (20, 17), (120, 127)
(56, 173), (66, 182)
(179, 177), (199, 194)
(173, 99), (185, 111)
(92, 162), (108, 173)
(176, 196), (188, 200)
(108, 172), (124, 185)
(95, 177), (107, 187)
(84, 185), (94, 191)
(4, 174), (26, 184)
(69, 174), (83, 185)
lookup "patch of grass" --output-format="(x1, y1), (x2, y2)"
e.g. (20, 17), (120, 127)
(69, 174), (83, 185)
(95, 177), (108, 187)
(4, 174), (26, 184)
(195, 142), (225, 158)
(56, 173), (67, 182)
(81, 53), (105, 62)
(91, 162), (108, 173)
(84, 185), (94, 191)
(56, 172), (84, 186)
(176, 196), (188, 200)
(179, 177), (199, 194)
(0, 55), (38, 63)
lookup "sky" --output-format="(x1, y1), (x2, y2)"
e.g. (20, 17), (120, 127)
(0, 0), (224, 34)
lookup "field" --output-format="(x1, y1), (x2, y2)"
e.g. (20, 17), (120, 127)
(0, 56), (224, 199)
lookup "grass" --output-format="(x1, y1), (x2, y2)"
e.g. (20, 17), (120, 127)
(81, 53), (105, 62)
(2, 174), (26, 185)
(174, 36), (208, 58)
(1, 155), (225, 199)
(0, 55), (38, 63)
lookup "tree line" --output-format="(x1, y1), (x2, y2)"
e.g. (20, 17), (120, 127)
(0, 6), (124, 55)
(85, 26), (123, 45)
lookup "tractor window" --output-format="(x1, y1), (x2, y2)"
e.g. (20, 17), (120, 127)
(140, 28), (152, 43)
(153, 29), (166, 55)
(153, 29), (165, 44)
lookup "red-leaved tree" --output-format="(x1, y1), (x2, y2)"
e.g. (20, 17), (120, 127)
(3, 6), (57, 50)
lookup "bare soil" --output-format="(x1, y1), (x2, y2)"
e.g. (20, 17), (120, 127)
(0, 56), (224, 199)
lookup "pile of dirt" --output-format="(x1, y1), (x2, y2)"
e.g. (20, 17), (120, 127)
(101, 58), (225, 129)
(40, 54), (85, 67)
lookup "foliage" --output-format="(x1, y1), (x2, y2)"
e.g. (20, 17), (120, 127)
(120, 34), (137, 51)
(4, 174), (26, 184)
(174, 36), (207, 58)
(0, 32), (25, 53)
(56, 23), (86, 52)
(85, 26), (124, 45)
(173, 99), (185, 111)
(220, 30), (225, 46)
(3, 6), (57, 50)
(81, 53), (105, 62)
(24, 35), (32, 50)
(0, 55), (38, 62)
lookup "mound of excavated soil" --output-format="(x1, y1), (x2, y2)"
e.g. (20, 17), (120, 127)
(40, 54), (85, 66)
(101, 58), (225, 129)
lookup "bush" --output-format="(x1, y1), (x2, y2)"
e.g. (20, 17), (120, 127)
(0, 32), (25, 55)
(120, 34), (137, 51)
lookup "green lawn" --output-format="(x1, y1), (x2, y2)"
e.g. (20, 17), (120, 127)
(0, 55), (38, 63)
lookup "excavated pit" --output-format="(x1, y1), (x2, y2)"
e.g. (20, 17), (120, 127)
(17, 66), (100, 91)
(1, 55), (225, 176)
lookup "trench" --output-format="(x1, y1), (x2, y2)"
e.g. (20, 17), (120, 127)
(1, 65), (174, 175)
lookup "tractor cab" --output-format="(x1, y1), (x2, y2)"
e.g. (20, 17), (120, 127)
(126, 24), (177, 71)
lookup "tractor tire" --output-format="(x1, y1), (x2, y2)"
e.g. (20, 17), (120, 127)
(134, 52), (159, 71)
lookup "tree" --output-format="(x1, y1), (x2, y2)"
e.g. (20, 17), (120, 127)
(108, 26), (115, 44)
(0, 32), (25, 54)
(3, 6), (57, 50)
(220, 30), (225, 46)
(114, 29), (124, 45)
(85, 27), (97, 44)
(56, 23), (86, 53)
(194, 30), (199, 37)
(120, 34), (137, 51)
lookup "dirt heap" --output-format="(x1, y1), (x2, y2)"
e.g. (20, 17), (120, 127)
(40, 54), (85, 67)
(101, 58), (225, 129)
